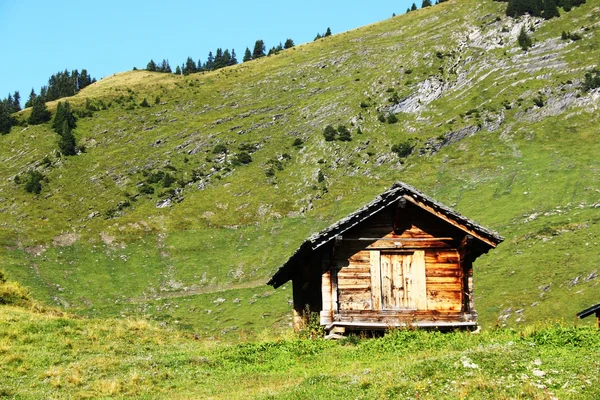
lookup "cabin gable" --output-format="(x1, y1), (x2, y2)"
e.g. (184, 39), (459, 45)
(269, 182), (503, 333)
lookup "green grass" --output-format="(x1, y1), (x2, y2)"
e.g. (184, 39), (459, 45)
(1, 305), (600, 399)
(0, 0), (599, 338)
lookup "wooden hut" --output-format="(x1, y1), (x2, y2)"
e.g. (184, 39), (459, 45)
(268, 182), (503, 333)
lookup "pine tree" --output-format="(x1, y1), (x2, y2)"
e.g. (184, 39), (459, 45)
(28, 96), (51, 125)
(175, 65), (182, 75)
(314, 33), (322, 41)
(325, 27), (332, 37)
(222, 49), (232, 67)
(52, 101), (76, 133)
(146, 59), (157, 71)
(518, 26), (533, 50)
(206, 51), (215, 70)
(243, 48), (252, 62)
(252, 40), (265, 59)
(543, 0), (560, 18)
(284, 39), (294, 49)
(12, 91), (21, 112)
(25, 89), (36, 108)
(229, 49), (238, 65)
(422, 0), (432, 7)
(160, 59), (172, 73)
(214, 48), (225, 69)
(0, 102), (12, 134)
(58, 120), (77, 156)
(411, 3), (418, 10)
(183, 57), (196, 75)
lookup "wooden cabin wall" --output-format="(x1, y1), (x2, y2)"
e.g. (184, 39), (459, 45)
(322, 202), (470, 320)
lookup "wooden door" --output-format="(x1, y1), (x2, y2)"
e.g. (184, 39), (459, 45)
(371, 251), (426, 311)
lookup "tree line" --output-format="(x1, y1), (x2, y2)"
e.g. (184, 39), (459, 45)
(496, 0), (585, 18)
(146, 37), (297, 76)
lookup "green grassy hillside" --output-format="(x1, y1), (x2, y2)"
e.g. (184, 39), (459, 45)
(1, 0), (599, 338)
(2, 304), (600, 399)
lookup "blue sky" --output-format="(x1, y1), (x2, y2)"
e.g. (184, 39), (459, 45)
(0, 0), (415, 105)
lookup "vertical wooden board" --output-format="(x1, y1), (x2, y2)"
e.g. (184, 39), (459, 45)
(392, 255), (404, 308)
(413, 250), (427, 310)
(321, 271), (332, 312)
(381, 254), (393, 309)
(331, 264), (339, 314)
(370, 250), (381, 310)
(403, 254), (415, 309)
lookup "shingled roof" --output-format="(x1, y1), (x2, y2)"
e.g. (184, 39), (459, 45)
(268, 181), (504, 288)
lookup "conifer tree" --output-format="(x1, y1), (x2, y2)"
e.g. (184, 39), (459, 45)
(175, 65), (182, 75)
(213, 48), (225, 69)
(12, 91), (21, 112)
(543, 0), (560, 18)
(183, 57), (197, 75)
(284, 39), (294, 49)
(325, 27), (332, 37)
(58, 120), (77, 156)
(411, 3), (418, 10)
(146, 59), (157, 71)
(28, 96), (51, 125)
(0, 102), (12, 134)
(518, 26), (533, 50)
(25, 89), (36, 108)
(52, 101), (77, 133)
(229, 49), (238, 65)
(206, 51), (215, 70)
(422, 0), (432, 7)
(243, 48), (252, 62)
(160, 59), (172, 73)
(252, 40), (266, 59)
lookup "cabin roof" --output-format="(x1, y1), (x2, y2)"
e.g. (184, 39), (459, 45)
(577, 303), (600, 319)
(268, 181), (504, 288)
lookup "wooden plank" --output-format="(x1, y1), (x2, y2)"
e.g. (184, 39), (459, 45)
(413, 250), (427, 310)
(337, 271), (372, 279)
(426, 276), (462, 284)
(425, 251), (460, 264)
(339, 301), (372, 311)
(426, 269), (462, 278)
(370, 250), (381, 311)
(338, 279), (371, 289)
(381, 254), (393, 310)
(425, 262), (461, 269)
(393, 254), (405, 308)
(322, 270), (332, 312)
(426, 283), (463, 291)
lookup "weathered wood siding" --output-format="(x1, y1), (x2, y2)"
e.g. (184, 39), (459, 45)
(323, 201), (466, 320)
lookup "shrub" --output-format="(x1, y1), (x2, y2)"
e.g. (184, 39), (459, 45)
(24, 170), (44, 194)
(162, 173), (175, 188)
(140, 98), (150, 107)
(212, 143), (228, 154)
(391, 140), (414, 158)
(518, 27), (533, 51)
(377, 113), (386, 123)
(138, 183), (155, 195)
(387, 113), (399, 124)
(337, 125), (352, 141)
(533, 95), (545, 107)
(146, 171), (165, 184)
(323, 125), (337, 141)
(317, 170), (325, 183)
(292, 138), (304, 147)
(583, 69), (600, 91)
(360, 101), (370, 108)
(234, 152), (252, 165)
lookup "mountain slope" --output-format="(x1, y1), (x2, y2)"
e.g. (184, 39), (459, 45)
(1, 0), (599, 337)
